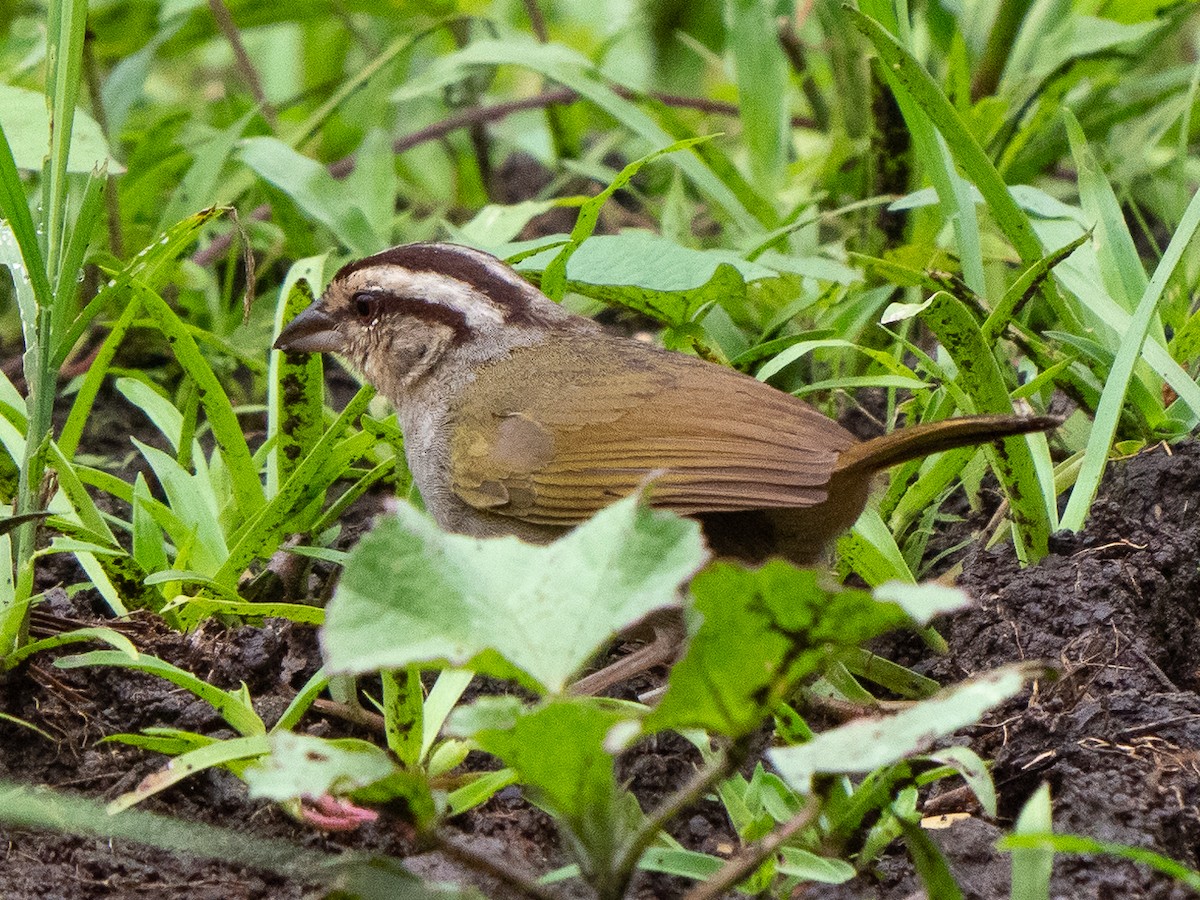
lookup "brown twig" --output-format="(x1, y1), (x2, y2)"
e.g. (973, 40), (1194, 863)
(208, 0), (278, 128)
(681, 798), (821, 900)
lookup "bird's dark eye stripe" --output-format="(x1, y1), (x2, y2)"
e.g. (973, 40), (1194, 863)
(335, 243), (544, 326)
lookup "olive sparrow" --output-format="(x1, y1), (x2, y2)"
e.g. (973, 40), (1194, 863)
(275, 242), (1057, 566)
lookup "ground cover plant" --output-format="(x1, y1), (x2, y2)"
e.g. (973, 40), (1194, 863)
(2, 1), (1200, 897)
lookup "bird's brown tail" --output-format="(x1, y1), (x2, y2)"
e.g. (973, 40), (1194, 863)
(833, 414), (1060, 476)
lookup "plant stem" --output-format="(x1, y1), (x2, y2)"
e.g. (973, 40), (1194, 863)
(610, 739), (745, 894)
(681, 798), (821, 900)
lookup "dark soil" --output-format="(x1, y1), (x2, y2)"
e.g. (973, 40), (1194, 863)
(3, 440), (1200, 899)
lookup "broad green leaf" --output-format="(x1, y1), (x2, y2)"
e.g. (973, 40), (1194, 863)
(0, 84), (121, 173)
(246, 732), (399, 800)
(322, 495), (707, 694)
(237, 136), (381, 257)
(516, 233), (767, 326)
(770, 663), (1044, 792)
(452, 697), (644, 888)
(539, 137), (714, 301)
(641, 563), (969, 737)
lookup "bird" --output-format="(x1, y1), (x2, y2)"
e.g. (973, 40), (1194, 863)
(275, 241), (1056, 566)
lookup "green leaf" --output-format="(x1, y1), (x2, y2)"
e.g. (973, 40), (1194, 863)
(137, 286), (266, 521)
(1060, 150), (1200, 530)
(5, 626), (138, 667)
(269, 264), (327, 496)
(776, 847), (855, 883)
(215, 390), (376, 588)
(131, 438), (228, 575)
(382, 667), (424, 768)
(107, 735), (271, 813)
(641, 563), (969, 738)
(0, 779), (476, 897)
(115, 378), (189, 454)
(0, 85), (120, 174)
(54, 207), (223, 368)
(925, 746), (996, 817)
(769, 663), (1044, 792)
(898, 815), (965, 900)
(55, 650), (265, 738)
(515, 233), (771, 326)
(453, 697), (643, 890)
(247, 732), (399, 800)
(920, 291), (1055, 561)
(539, 137), (714, 301)
(246, 731), (436, 829)
(238, 136), (382, 257)
(999, 831), (1200, 892)
(726, 0), (788, 189)
(1010, 783), (1053, 900)
(322, 494), (707, 694)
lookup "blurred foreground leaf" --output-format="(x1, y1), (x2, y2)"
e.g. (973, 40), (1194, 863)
(322, 495), (708, 693)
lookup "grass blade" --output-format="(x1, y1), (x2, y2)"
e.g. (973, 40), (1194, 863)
(1060, 182), (1200, 530)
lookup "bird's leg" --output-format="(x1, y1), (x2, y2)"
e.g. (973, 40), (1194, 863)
(568, 608), (686, 697)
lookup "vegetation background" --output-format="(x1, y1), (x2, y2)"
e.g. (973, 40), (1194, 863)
(1, 0), (1200, 897)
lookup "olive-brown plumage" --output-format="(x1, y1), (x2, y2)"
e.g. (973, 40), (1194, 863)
(275, 242), (1057, 564)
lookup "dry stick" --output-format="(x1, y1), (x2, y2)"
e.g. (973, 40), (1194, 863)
(434, 830), (563, 900)
(680, 797), (822, 900)
(208, 0), (278, 129)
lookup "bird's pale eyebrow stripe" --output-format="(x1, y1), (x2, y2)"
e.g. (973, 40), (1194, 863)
(334, 243), (542, 324)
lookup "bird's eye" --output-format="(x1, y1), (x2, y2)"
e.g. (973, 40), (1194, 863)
(353, 292), (378, 321)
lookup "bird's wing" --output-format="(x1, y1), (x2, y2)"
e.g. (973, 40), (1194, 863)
(449, 334), (857, 526)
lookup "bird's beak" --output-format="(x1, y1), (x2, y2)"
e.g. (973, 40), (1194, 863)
(274, 304), (344, 353)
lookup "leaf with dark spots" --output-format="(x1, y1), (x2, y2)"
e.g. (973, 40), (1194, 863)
(641, 563), (969, 738)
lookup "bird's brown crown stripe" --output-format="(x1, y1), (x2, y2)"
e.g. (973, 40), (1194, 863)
(335, 243), (540, 323)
